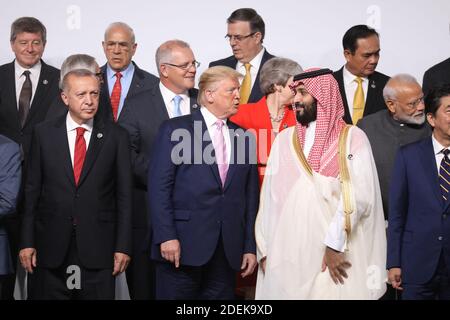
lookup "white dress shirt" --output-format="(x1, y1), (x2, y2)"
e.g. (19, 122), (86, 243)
(432, 133), (448, 173)
(236, 47), (265, 90)
(14, 60), (41, 109)
(200, 106), (231, 166)
(159, 82), (191, 118)
(303, 121), (317, 158)
(343, 66), (369, 118)
(66, 113), (93, 167)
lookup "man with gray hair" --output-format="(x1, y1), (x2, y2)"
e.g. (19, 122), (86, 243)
(100, 22), (158, 123)
(46, 54), (102, 121)
(358, 74), (431, 220)
(357, 74), (431, 300)
(119, 39), (200, 299)
(0, 16), (59, 299)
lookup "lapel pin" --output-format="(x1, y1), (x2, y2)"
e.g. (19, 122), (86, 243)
(192, 104), (199, 109)
(283, 123), (288, 129)
(347, 154), (353, 160)
(97, 133), (103, 139)
(43, 79), (48, 85)
(371, 81), (376, 89)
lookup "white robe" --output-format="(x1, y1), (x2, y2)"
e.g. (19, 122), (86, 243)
(255, 126), (387, 300)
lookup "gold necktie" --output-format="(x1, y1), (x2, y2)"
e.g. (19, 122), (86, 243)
(352, 77), (365, 124)
(240, 63), (252, 104)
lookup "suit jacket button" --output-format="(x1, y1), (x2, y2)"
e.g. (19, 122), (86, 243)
(75, 193), (80, 198)
(444, 214), (447, 219)
(438, 236), (443, 241)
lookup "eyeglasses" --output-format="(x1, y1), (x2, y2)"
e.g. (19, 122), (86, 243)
(163, 60), (200, 70)
(393, 96), (425, 109)
(224, 32), (256, 42)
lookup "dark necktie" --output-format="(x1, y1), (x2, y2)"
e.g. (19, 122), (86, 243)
(74, 127), (87, 186)
(439, 149), (450, 201)
(18, 70), (32, 127)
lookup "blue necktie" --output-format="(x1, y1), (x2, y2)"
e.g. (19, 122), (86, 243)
(173, 95), (182, 118)
(439, 149), (450, 201)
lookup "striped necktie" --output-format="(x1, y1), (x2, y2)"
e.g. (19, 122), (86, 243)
(439, 149), (450, 201)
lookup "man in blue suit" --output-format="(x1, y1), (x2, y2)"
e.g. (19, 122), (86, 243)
(148, 66), (259, 299)
(388, 84), (450, 299)
(0, 135), (21, 299)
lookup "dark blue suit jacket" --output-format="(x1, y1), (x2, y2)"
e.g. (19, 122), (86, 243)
(0, 135), (21, 275)
(387, 137), (450, 284)
(148, 109), (259, 271)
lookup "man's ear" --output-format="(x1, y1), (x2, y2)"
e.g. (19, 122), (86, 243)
(205, 89), (215, 104)
(61, 91), (69, 107)
(427, 113), (435, 129)
(385, 99), (396, 114)
(343, 49), (352, 62)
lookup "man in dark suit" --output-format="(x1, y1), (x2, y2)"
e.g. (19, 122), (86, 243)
(119, 40), (199, 299)
(333, 24), (389, 124)
(99, 22), (158, 124)
(388, 84), (450, 299)
(0, 135), (21, 300)
(358, 74), (431, 300)
(19, 69), (132, 300)
(148, 66), (259, 299)
(209, 8), (274, 104)
(423, 58), (450, 96)
(0, 16), (59, 299)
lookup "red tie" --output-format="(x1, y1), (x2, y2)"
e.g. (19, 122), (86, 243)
(110, 72), (122, 121)
(74, 127), (87, 185)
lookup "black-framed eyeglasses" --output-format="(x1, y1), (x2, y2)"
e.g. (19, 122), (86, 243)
(163, 60), (200, 70)
(224, 32), (256, 42)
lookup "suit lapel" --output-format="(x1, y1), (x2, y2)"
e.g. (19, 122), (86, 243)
(53, 116), (76, 187)
(334, 68), (352, 124)
(365, 74), (378, 117)
(25, 61), (53, 127)
(77, 117), (107, 187)
(222, 122), (240, 191)
(418, 138), (443, 205)
(191, 110), (222, 187)
(4, 63), (21, 129)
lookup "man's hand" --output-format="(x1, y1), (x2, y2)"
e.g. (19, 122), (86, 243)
(19, 248), (37, 273)
(388, 268), (403, 290)
(241, 253), (257, 278)
(321, 246), (352, 284)
(160, 239), (181, 268)
(260, 257), (267, 274)
(113, 252), (131, 276)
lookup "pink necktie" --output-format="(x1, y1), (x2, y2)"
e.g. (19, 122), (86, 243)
(213, 120), (228, 186)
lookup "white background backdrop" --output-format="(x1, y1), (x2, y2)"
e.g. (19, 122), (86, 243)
(2, 0), (450, 299)
(1, 0), (450, 83)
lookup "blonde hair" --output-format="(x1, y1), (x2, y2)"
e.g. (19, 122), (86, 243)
(198, 66), (242, 105)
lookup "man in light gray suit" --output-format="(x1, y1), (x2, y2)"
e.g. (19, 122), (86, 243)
(119, 39), (199, 299)
(0, 134), (21, 300)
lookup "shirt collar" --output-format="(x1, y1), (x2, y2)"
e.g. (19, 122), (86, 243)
(237, 47), (265, 70)
(159, 81), (189, 103)
(106, 61), (135, 81)
(66, 113), (94, 133)
(200, 106), (227, 129)
(15, 59), (41, 78)
(432, 134), (448, 156)
(343, 65), (367, 86)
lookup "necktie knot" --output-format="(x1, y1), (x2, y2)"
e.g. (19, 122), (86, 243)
(215, 119), (224, 130)
(173, 95), (183, 117)
(355, 77), (363, 85)
(115, 72), (122, 80)
(76, 127), (86, 137)
(23, 70), (31, 79)
(244, 63), (251, 72)
(443, 149), (450, 158)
